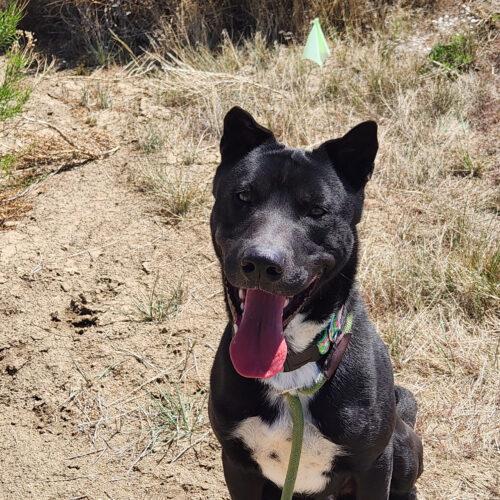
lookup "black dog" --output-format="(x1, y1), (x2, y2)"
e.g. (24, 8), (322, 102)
(209, 107), (423, 499)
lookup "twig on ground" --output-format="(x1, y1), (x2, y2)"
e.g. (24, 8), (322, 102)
(107, 359), (184, 409)
(169, 431), (210, 463)
(67, 448), (106, 461)
(23, 116), (80, 149)
(4, 146), (120, 204)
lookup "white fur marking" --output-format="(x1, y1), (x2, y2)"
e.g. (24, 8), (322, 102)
(263, 361), (321, 394)
(260, 314), (329, 394)
(234, 407), (341, 494)
(284, 313), (329, 353)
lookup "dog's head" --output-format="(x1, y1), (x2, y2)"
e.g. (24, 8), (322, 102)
(210, 107), (378, 379)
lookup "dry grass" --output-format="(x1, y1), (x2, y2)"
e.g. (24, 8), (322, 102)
(80, 83), (113, 110)
(125, 3), (499, 497)
(0, 137), (73, 228)
(0, 128), (116, 228)
(136, 160), (209, 221)
(0, 184), (31, 227)
(130, 120), (212, 221)
(22, 0), (442, 64)
(134, 276), (186, 322)
(71, 345), (210, 471)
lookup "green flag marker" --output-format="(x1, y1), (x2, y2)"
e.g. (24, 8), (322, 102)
(303, 18), (330, 66)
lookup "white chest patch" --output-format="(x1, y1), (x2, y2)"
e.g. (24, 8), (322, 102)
(233, 404), (342, 494)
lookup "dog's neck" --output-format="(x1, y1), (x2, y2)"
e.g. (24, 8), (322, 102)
(284, 313), (332, 353)
(263, 248), (358, 393)
(261, 314), (329, 393)
(262, 357), (323, 394)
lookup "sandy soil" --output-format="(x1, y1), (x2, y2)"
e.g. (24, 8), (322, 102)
(0, 72), (228, 499)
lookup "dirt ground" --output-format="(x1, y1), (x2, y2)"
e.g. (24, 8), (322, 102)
(0, 73), (230, 499)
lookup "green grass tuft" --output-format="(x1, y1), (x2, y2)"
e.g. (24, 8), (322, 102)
(0, 1), (24, 52)
(154, 388), (207, 446)
(429, 34), (475, 73)
(0, 153), (16, 176)
(135, 278), (186, 322)
(138, 126), (164, 154)
(0, 48), (31, 121)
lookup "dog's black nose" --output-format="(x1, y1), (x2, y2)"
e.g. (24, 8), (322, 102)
(241, 247), (284, 284)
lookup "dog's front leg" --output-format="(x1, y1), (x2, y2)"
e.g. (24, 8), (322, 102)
(353, 447), (393, 500)
(222, 451), (268, 500)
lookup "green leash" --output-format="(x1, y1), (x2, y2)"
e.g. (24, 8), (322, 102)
(279, 311), (354, 500)
(280, 379), (327, 500)
(280, 393), (305, 500)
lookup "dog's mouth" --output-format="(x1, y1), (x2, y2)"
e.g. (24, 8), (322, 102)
(224, 277), (318, 379)
(224, 278), (318, 328)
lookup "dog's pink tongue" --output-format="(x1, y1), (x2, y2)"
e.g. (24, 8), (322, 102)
(230, 289), (287, 379)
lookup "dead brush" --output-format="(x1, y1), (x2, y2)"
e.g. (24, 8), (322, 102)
(0, 184), (30, 227)
(135, 150), (208, 220)
(0, 126), (117, 227)
(151, 385), (208, 461)
(24, 0), (399, 64)
(134, 277), (186, 322)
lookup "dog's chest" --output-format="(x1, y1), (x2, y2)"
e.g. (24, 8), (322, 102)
(233, 401), (340, 494)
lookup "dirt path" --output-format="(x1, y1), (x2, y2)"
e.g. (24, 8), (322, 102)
(0, 73), (228, 499)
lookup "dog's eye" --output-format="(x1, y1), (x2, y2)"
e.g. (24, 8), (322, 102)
(309, 206), (327, 218)
(236, 191), (252, 203)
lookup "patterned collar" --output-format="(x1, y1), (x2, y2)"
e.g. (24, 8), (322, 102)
(283, 306), (354, 374)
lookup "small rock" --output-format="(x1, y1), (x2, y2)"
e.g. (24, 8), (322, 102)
(60, 282), (71, 292)
(50, 311), (61, 322)
(89, 248), (103, 260)
(6, 365), (17, 375)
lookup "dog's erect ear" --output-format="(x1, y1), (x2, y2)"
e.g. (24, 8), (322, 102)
(220, 107), (275, 163)
(318, 121), (378, 190)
